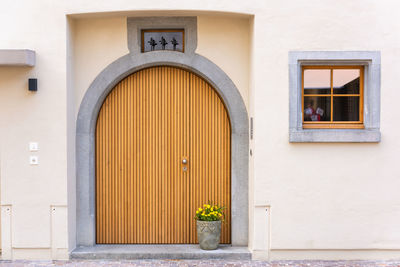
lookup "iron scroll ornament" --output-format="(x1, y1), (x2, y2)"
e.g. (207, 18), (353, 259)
(142, 29), (184, 52)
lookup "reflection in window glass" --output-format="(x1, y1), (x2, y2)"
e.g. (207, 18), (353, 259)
(333, 97), (359, 121)
(333, 69), (360, 94)
(304, 69), (331, 94)
(302, 66), (363, 127)
(304, 96), (331, 121)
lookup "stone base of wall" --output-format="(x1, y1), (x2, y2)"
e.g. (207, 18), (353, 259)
(260, 249), (400, 260)
(3, 248), (68, 260)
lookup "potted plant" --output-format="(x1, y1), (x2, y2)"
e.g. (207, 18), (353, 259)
(195, 203), (224, 250)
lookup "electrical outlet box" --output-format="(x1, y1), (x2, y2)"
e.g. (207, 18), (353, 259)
(29, 156), (39, 165)
(29, 142), (39, 151)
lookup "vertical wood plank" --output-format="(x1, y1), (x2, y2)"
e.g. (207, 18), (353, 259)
(95, 67), (231, 244)
(188, 72), (231, 244)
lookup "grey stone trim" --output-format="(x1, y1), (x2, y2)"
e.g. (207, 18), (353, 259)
(289, 51), (381, 143)
(290, 129), (380, 142)
(0, 49), (35, 66)
(76, 52), (249, 247)
(127, 17), (197, 54)
(71, 244), (251, 260)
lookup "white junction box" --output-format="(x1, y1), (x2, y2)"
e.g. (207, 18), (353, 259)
(29, 142), (39, 151)
(29, 155), (39, 165)
(253, 205), (270, 260)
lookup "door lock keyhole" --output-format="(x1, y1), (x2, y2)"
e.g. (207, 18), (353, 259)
(182, 158), (188, 171)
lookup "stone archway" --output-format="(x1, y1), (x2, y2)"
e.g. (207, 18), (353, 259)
(76, 51), (249, 247)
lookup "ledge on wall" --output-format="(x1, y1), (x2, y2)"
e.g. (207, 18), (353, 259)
(0, 49), (35, 66)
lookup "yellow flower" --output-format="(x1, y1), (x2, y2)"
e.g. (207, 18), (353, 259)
(211, 207), (214, 211)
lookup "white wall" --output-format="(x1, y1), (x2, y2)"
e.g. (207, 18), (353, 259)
(0, 1), (69, 260)
(251, 0), (400, 260)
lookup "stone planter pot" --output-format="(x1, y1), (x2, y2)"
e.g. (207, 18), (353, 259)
(196, 220), (221, 250)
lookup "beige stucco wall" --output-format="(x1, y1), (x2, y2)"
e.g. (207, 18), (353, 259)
(72, 15), (250, 113)
(72, 17), (129, 113)
(197, 15), (250, 109)
(0, 0), (399, 261)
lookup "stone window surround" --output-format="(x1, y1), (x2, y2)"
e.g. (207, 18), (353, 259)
(289, 51), (381, 143)
(127, 17), (197, 54)
(75, 16), (249, 248)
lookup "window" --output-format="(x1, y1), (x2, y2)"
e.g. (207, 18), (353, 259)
(289, 51), (381, 143)
(302, 66), (364, 129)
(141, 29), (185, 53)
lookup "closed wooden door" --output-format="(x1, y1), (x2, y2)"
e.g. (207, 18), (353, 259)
(96, 66), (231, 244)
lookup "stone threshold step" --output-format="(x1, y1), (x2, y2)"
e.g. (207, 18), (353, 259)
(71, 244), (251, 260)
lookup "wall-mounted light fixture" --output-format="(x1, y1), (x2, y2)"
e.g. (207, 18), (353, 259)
(28, 78), (37, 91)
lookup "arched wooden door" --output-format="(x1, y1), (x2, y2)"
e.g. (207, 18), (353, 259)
(95, 66), (231, 244)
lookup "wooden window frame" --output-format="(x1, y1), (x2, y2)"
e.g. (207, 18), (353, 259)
(302, 65), (364, 129)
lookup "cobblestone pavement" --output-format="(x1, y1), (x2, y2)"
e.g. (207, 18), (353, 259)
(0, 260), (400, 267)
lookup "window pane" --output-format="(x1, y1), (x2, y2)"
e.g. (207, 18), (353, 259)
(333, 97), (360, 121)
(304, 69), (331, 94)
(304, 96), (331, 121)
(333, 69), (360, 94)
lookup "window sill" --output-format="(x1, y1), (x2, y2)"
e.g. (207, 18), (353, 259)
(289, 128), (380, 143)
(302, 123), (364, 129)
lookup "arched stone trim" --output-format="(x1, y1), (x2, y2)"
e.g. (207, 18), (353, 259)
(76, 51), (249, 246)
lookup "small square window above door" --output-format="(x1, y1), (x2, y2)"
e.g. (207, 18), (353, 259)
(127, 17), (197, 54)
(141, 29), (184, 53)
